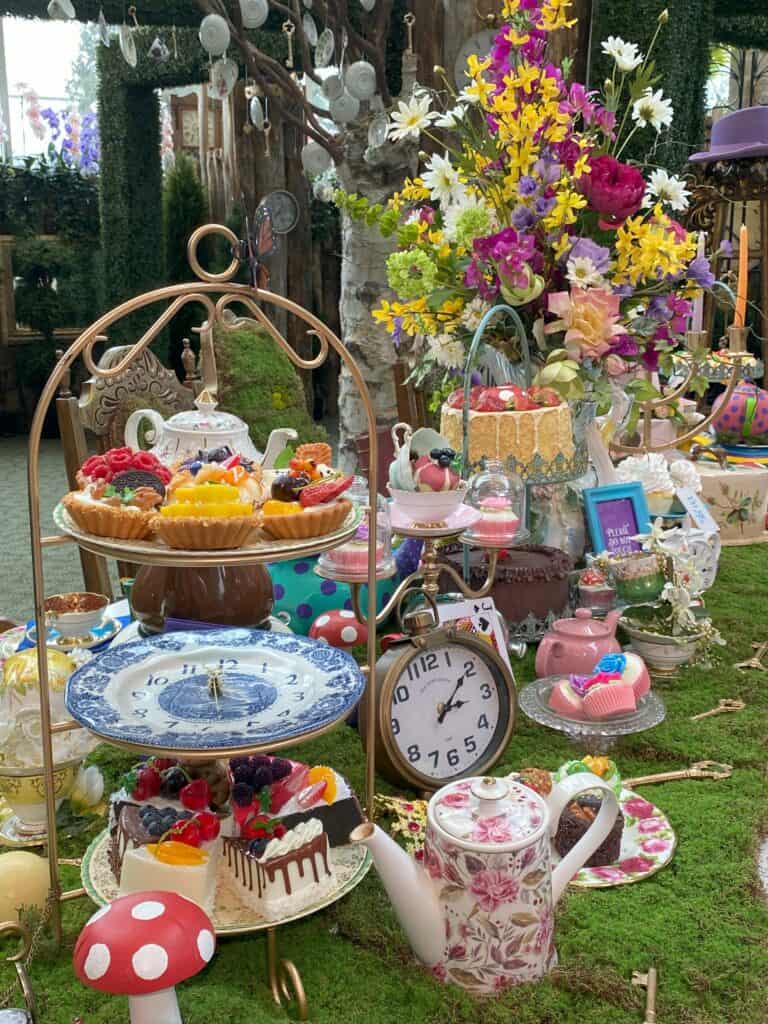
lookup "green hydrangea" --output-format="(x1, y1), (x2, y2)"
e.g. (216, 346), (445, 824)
(386, 249), (438, 300)
(452, 206), (492, 248)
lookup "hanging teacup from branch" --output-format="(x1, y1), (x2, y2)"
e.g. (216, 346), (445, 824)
(148, 36), (170, 62)
(118, 9), (138, 68)
(302, 13), (318, 48)
(314, 27), (335, 68)
(301, 140), (332, 175)
(240, 0), (270, 29)
(345, 60), (377, 101)
(329, 90), (360, 124)
(47, 0), (75, 20)
(212, 57), (239, 98)
(249, 94), (265, 130)
(199, 14), (231, 57)
(322, 72), (344, 101)
(98, 7), (110, 46)
(368, 111), (389, 148)
(360, 0), (376, 10)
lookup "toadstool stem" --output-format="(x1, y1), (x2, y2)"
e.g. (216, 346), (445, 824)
(128, 987), (182, 1024)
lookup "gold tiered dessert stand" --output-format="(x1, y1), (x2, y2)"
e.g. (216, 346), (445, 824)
(23, 225), (389, 1019)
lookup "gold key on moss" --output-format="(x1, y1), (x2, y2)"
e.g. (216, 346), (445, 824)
(632, 967), (658, 1023)
(690, 698), (745, 721)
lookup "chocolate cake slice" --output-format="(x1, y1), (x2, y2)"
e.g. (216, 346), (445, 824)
(279, 794), (365, 848)
(553, 794), (624, 868)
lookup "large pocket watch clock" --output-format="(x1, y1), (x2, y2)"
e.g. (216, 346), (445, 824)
(361, 597), (517, 790)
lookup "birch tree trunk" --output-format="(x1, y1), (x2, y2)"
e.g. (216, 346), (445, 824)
(335, 124), (416, 467)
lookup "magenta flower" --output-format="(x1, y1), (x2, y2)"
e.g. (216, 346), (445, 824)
(637, 817), (666, 834)
(534, 910), (554, 953)
(425, 847), (444, 880)
(469, 869), (521, 912)
(589, 866), (625, 882)
(640, 838), (670, 854)
(579, 155), (645, 228)
(472, 814), (518, 844)
(618, 855), (655, 873)
(623, 798), (656, 820)
(440, 791), (470, 809)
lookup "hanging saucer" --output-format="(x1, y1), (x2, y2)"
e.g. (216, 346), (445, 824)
(211, 57), (239, 99)
(118, 24), (137, 67)
(329, 91), (360, 124)
(314, 27), (335, 68)
(98, 7), (110, 46)
(25, 616), (123, 653)
(240, 0), (269, 29)
(345, 60), (377, 101)
(199, 13), (231, 56)
(322, 72), (345, 101)
(368, 111), (390, 148)
(249, 95), (265, 129)
(302, 12), (319, 47)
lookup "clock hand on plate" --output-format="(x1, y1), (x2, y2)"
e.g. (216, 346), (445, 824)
(437, 675), (464, 724)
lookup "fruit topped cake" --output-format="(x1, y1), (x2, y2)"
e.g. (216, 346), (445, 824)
(64, 447), (170, 540)
(109, 757), (230, 913)
(440, 384), (574, 475)
(577, 567), (616, 611)
(261, 456), (354, 541)
(168, 446), (268, 506)
(228, 754), (364, 847)
(547, 651), (651, 721)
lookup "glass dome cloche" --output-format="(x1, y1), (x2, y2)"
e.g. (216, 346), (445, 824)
(318, 479), (394, 580)
(463, 459), (527, 547)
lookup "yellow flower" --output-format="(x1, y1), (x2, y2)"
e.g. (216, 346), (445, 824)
(552, 233), (572, 261)
(513, 63), (540, 94)
(502, 0), (521, 15)
(428, 229), (444, 246)
(543, 187), (586, 229)
(573, 151), (591, 178)
(401, 177), (430, 202)
(465, 76), (495, 107)
(537, 0), (577, 31)
(440, 297), (465, 316)
(466, 54), (492, 78)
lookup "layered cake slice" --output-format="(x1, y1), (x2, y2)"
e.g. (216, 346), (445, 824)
(223, 819), (336, 920)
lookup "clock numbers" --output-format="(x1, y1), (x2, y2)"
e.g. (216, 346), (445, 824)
(464, 735), (476, 754)
(407, 743), (421, 762)
(480, 683), (492, 700)
(406, 651), (455, 683)
(463, 659), (476, 678)
(478, 713), (490, 730)
(393, 684), (409, 705)
(446, 748), (459, 768)
(391, 717), (400, 735)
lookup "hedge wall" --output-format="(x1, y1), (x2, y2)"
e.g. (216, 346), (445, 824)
(591, 0), (715, 173)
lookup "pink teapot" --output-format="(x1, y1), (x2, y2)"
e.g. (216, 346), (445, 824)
(351, 773), (618, 993)
(535, 608), (621, 677)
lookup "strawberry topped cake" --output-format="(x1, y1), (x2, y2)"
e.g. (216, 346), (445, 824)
(262, 459), (354, 540)
(440, 384), (574, 475)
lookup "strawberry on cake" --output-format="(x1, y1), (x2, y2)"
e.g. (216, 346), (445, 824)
(440, 384), (574, 475)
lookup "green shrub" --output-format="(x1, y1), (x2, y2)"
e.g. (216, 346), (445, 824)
(215, 324), (326, 449)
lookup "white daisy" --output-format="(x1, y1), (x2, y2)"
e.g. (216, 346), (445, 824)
(428, 333), (466, 370)
(434, 105), (467, 129)
(566, 256), (606, 289)
(388, 93), (436, 142)
(460, 296), (491, 331)
(632, 88), (674, 131)
(644, 168), (690, 211)
(421, 153), (465, 205)
(601, 36), (643, 72)
(458, 85), (482, 106)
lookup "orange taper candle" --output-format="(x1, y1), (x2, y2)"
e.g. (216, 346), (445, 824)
(734, 223), (748, 328)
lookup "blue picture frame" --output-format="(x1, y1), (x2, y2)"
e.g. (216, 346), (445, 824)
(583, 482), (651, 555)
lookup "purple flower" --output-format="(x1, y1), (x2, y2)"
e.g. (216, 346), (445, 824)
(567, 237), (611, 273)
(534, 157), (562, 185)
(610, 334), (639, 356)
(392, 317), (403, 348)
(511, 205), (536, 230)
(518, 175), (538, 196)
(687, 255), (715, 289)
(720, 238), (734, 257)
(534, 194), (556, 219)
(613, 283), (635, 298)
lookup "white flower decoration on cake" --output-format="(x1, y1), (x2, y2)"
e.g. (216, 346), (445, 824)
(615, 453), (674, 495)
(669, 460), (702, 494)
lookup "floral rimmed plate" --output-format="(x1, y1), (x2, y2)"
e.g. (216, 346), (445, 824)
(556, 786), (676, 888)
(81, 830), (372, 934)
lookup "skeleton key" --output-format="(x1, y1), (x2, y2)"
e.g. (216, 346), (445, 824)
(262, 119), (272, 157)
(734, 640), (768, 671)
(283, 20), (295, 69)
(624, 761), (733, 788)
(403, 12), (415, 54)
(690, 698), (746, 721)
(632, 968), (658, 1024)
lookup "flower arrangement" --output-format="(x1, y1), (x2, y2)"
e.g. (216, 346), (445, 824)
(336, 1), (720, 415)
(39, 106), (100, 174)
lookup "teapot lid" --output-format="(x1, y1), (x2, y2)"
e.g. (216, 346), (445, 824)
(165, 390), (247, 434)
(553, 608), (610, 637)
(431, 776), (545, 848)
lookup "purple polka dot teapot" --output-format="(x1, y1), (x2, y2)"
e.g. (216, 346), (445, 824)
(712, 381), (768, 444)
(351, 773), (619, 993)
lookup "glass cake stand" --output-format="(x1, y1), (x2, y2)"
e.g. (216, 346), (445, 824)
(518, 676), (666, 753)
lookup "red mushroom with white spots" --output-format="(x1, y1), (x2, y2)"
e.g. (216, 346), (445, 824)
(73, 890), (215, 1024)
(309, 609), (367, 649)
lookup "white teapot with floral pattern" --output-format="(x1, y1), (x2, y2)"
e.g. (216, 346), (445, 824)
(351, 773), (618, 993)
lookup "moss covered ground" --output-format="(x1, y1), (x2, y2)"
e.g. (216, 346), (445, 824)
(17, 547), (768, 1023)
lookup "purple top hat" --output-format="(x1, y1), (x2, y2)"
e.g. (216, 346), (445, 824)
(689, 105), (768, 163)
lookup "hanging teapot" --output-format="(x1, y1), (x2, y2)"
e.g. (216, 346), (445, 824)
(351, 773), (618, 992)
(123, 389), (296, 468)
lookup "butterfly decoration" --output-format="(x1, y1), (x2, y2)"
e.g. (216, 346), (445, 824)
(237, 201), (279, 290)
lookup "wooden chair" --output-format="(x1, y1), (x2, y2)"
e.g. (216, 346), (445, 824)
(56, 344), (198, 595)
(0, 921), (37, 1023)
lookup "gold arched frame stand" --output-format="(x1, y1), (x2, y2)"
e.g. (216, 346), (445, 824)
(25, 225), (381, 985)
(609, 331), (746, 455)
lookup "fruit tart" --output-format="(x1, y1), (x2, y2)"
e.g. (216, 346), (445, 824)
(63, 463), (166, 540)
(153, 479), (262, 550)
(168, 447), (267, 506)
(76, 447), (171, 488)
(261, 473), (354, 540)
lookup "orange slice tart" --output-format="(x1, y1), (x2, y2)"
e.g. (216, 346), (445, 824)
(152, 482), (262, 550)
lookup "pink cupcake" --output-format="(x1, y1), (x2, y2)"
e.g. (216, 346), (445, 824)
(583, 682), (637, 719)
(548, 679), (586, 719)
(621, 652), (651, 700)
(472, 496), (520, 542)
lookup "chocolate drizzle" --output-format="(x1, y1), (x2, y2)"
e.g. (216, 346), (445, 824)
(223, 833), (331, 898)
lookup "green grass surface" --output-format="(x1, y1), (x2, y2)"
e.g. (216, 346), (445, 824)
(16, 548), (768, 1023)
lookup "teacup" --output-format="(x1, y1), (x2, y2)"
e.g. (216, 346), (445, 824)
(0, 760), (80, 835)
(44, 592), (108, 638)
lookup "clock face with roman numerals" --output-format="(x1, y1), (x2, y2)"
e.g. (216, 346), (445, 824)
(385, 640), (513, 786)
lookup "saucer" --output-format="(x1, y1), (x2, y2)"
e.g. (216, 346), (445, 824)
(26, 616), (122, 652)
(0, 815), (48, 848)
(390, 502), (481, 537)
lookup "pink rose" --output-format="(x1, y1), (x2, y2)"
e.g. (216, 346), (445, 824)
(640, 838), (670, 854)
(425, 847), (443, 880)
(447, 944), (466, 960)
(472, 814), (518, 844)
(623, 798), (656, 820)
(619, 855), (655, 874)
(469, 869), (521, 912)
(579, 155), (645, 228)
(637, 817), (666, 834)
(605, 353), (629, 377)
(589, 866), (625, 882)
(440, 791), (470, 808)
(534, 910), (554, 953)
(545, 288), (627, 361)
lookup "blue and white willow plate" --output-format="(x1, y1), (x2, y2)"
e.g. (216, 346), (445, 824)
(65, 628), (366, 755)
